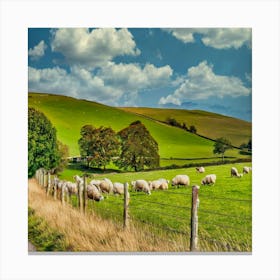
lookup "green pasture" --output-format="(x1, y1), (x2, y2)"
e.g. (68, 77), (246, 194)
(61, 162), (252, 251)
(121, 107), (252, 147)
(28, 93), (249, 164)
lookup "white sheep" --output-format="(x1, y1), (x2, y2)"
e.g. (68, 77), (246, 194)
(201, 174), (216, 185)
(98, 178), (113, 194)
(243, 166), (252, 174)
(171, 175), (190, 187)
(113, 182), (130, 197)
(131, 180), (151, 195)
(231, 167), (243, 178)
(87, 184), (104, 202)
(148, 179), (169, 190)
(196, 166), (205, 173)
(64, 181), (78, 195)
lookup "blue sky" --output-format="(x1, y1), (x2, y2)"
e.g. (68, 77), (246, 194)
(28, 28), (252, 121)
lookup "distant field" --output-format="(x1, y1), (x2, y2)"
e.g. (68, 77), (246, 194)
(28, 93), (249, 164)
(120, 107), (252, 147)
(59, 162), (252, 252)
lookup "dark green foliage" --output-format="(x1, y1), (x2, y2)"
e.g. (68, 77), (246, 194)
(78, 125), (120, 170)
(28, 107), (60, 177)
(213, 137), (233, 162)
(53, 141), (70, 173)
(189, 125), (197, 134)
(116, 121), (160, 171)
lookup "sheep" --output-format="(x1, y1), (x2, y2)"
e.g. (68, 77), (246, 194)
(73, 175), (83, 184)
(243, 166), (252, 174)
(196, 166), (205, 173)
(148, 179), (169, 190)
(98, 178), (113, 194)
(171, 175), (190, 187)
(131, 180), (151, 195)
(113, 182), (130, 197)
(201, 174), (216, 186)
(64, 181), (78, 195)
(231, 167), (243, 178)
(86, 184), (104, 202)
(90, 179), (102, 186)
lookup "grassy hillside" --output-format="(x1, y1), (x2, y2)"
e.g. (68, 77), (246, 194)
(120, 107), (252, 147)
(28, 92), (249, 165)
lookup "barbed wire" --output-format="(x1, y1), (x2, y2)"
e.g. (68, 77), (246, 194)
(131, 204), (188, 221)
(198, 208), (251, 220)
(199, 220), (251, 233)
(199, 194), (251, 202)
(134, 198), (192, 210)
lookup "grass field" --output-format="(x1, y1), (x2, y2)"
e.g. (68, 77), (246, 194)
(58, 162), (252, 252)
(28, 93), (250, 164)
(120, 107), (252, 147)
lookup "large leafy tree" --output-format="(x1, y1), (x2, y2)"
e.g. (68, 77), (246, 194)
(28, 107), (60, 177)
(116, 120), (160, 171)
(213, 137), (233, 162)
(78, 125), (120, 170)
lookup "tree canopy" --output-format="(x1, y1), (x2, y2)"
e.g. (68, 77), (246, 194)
(116, 120), (160, 171)
(213, 137), (233, 162)
(28, 107), (60, 177)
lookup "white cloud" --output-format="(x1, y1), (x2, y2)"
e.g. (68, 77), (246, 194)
(163, 28), (251, 49)
(28, 61), (173, 106)
(28, 40), (47, 60)
(98, 62), (173, 92)
(159, 61), (251, 105)
(51, 28), (140, 68)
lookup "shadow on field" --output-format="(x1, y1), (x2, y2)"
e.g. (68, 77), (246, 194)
(66, 163), (121, 174)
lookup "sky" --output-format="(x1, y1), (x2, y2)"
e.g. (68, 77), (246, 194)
(28, 28), (252, 121)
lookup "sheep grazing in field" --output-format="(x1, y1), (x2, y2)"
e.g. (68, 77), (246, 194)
(87, 184), (104, 202)
(148, 179), (169, 190)
(243, 166), (252, 174)
(90, 179), (102, 186)
(73, 175), (83, 184)
(131, 180), (151, 195)
(231, 167), (243, 178)
(113, 182), (130, 196)
(196, 166), (205, 173)
(171, 175), (190, 187)
(64, 181), (78, 195)
(201, 174), (216, 186)
(98, 178), (114, 194)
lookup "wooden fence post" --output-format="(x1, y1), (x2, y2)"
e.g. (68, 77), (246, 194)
(123, 183), (130, 229)
(78, 180), (83, 212)
(47, 171), (51, 196)
(61, 185), (65, 206)
(42, 169), (45, 188)
(190, 185), (199, 252)
(83, 175), (87, 214)
(53, 176), (57, 200)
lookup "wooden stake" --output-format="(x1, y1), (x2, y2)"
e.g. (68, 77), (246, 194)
(83, 175), (87, 214)
(123, 183), (130, 229)
(190, 185), (199, 252)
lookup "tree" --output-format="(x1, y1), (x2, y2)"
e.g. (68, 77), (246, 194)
(213, 137), (233, 162)
(28, 107), (60, 177)
(90, 127), (120, 170)
(189, 125), (197, 134)
(116, 120), (160, 171)
(78, 125), (120, 170)
(53, 141), (69, 173)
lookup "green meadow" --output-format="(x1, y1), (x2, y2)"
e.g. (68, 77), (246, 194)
(60, 162), (252, 252)
(121, 107), (252, 147)
(28, 93), (251, 167)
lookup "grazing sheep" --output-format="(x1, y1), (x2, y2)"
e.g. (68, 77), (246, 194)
(171, 175), (190, 187)
(113, 182), (130, 197)
(65, 181), (78, 195)
(131, 180), (151, 195)
(90, 179), (102, 186)
(73, 175), (83, 184)
(231, 167), (243, 178)
(243, 166), (252, 174)
(87, 184), (104, 202)
(196, 166), (205, 173)
(99, 178), (113, 194)
(201, 174), (216, 185)
(148, 179), (169, 190)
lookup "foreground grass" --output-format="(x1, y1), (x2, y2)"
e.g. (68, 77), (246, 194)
(58, 162), (252, 252)
(28, 179), (190, 252)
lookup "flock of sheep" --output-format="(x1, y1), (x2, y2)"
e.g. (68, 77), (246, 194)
(51, 166), (252, 202)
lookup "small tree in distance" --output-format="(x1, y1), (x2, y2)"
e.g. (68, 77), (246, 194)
(213, 137), (233, 162)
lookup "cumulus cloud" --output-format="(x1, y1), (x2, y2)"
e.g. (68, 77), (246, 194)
(28, 61), (173, 106)
(159, 61), (251, 105)
(163, 28), (251, 49)
(51, 28), (140, 68)
(28, 40), (47, 60)
(98, 62), (173, 92)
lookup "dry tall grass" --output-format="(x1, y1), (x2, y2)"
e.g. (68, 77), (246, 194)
(28, 179), (189, 252)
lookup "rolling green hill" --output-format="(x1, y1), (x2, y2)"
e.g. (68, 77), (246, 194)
(28, 93), (249, 165)
(120, 107), (252, 147)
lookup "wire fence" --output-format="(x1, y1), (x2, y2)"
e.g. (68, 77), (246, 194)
(34, 168), (252, 252)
